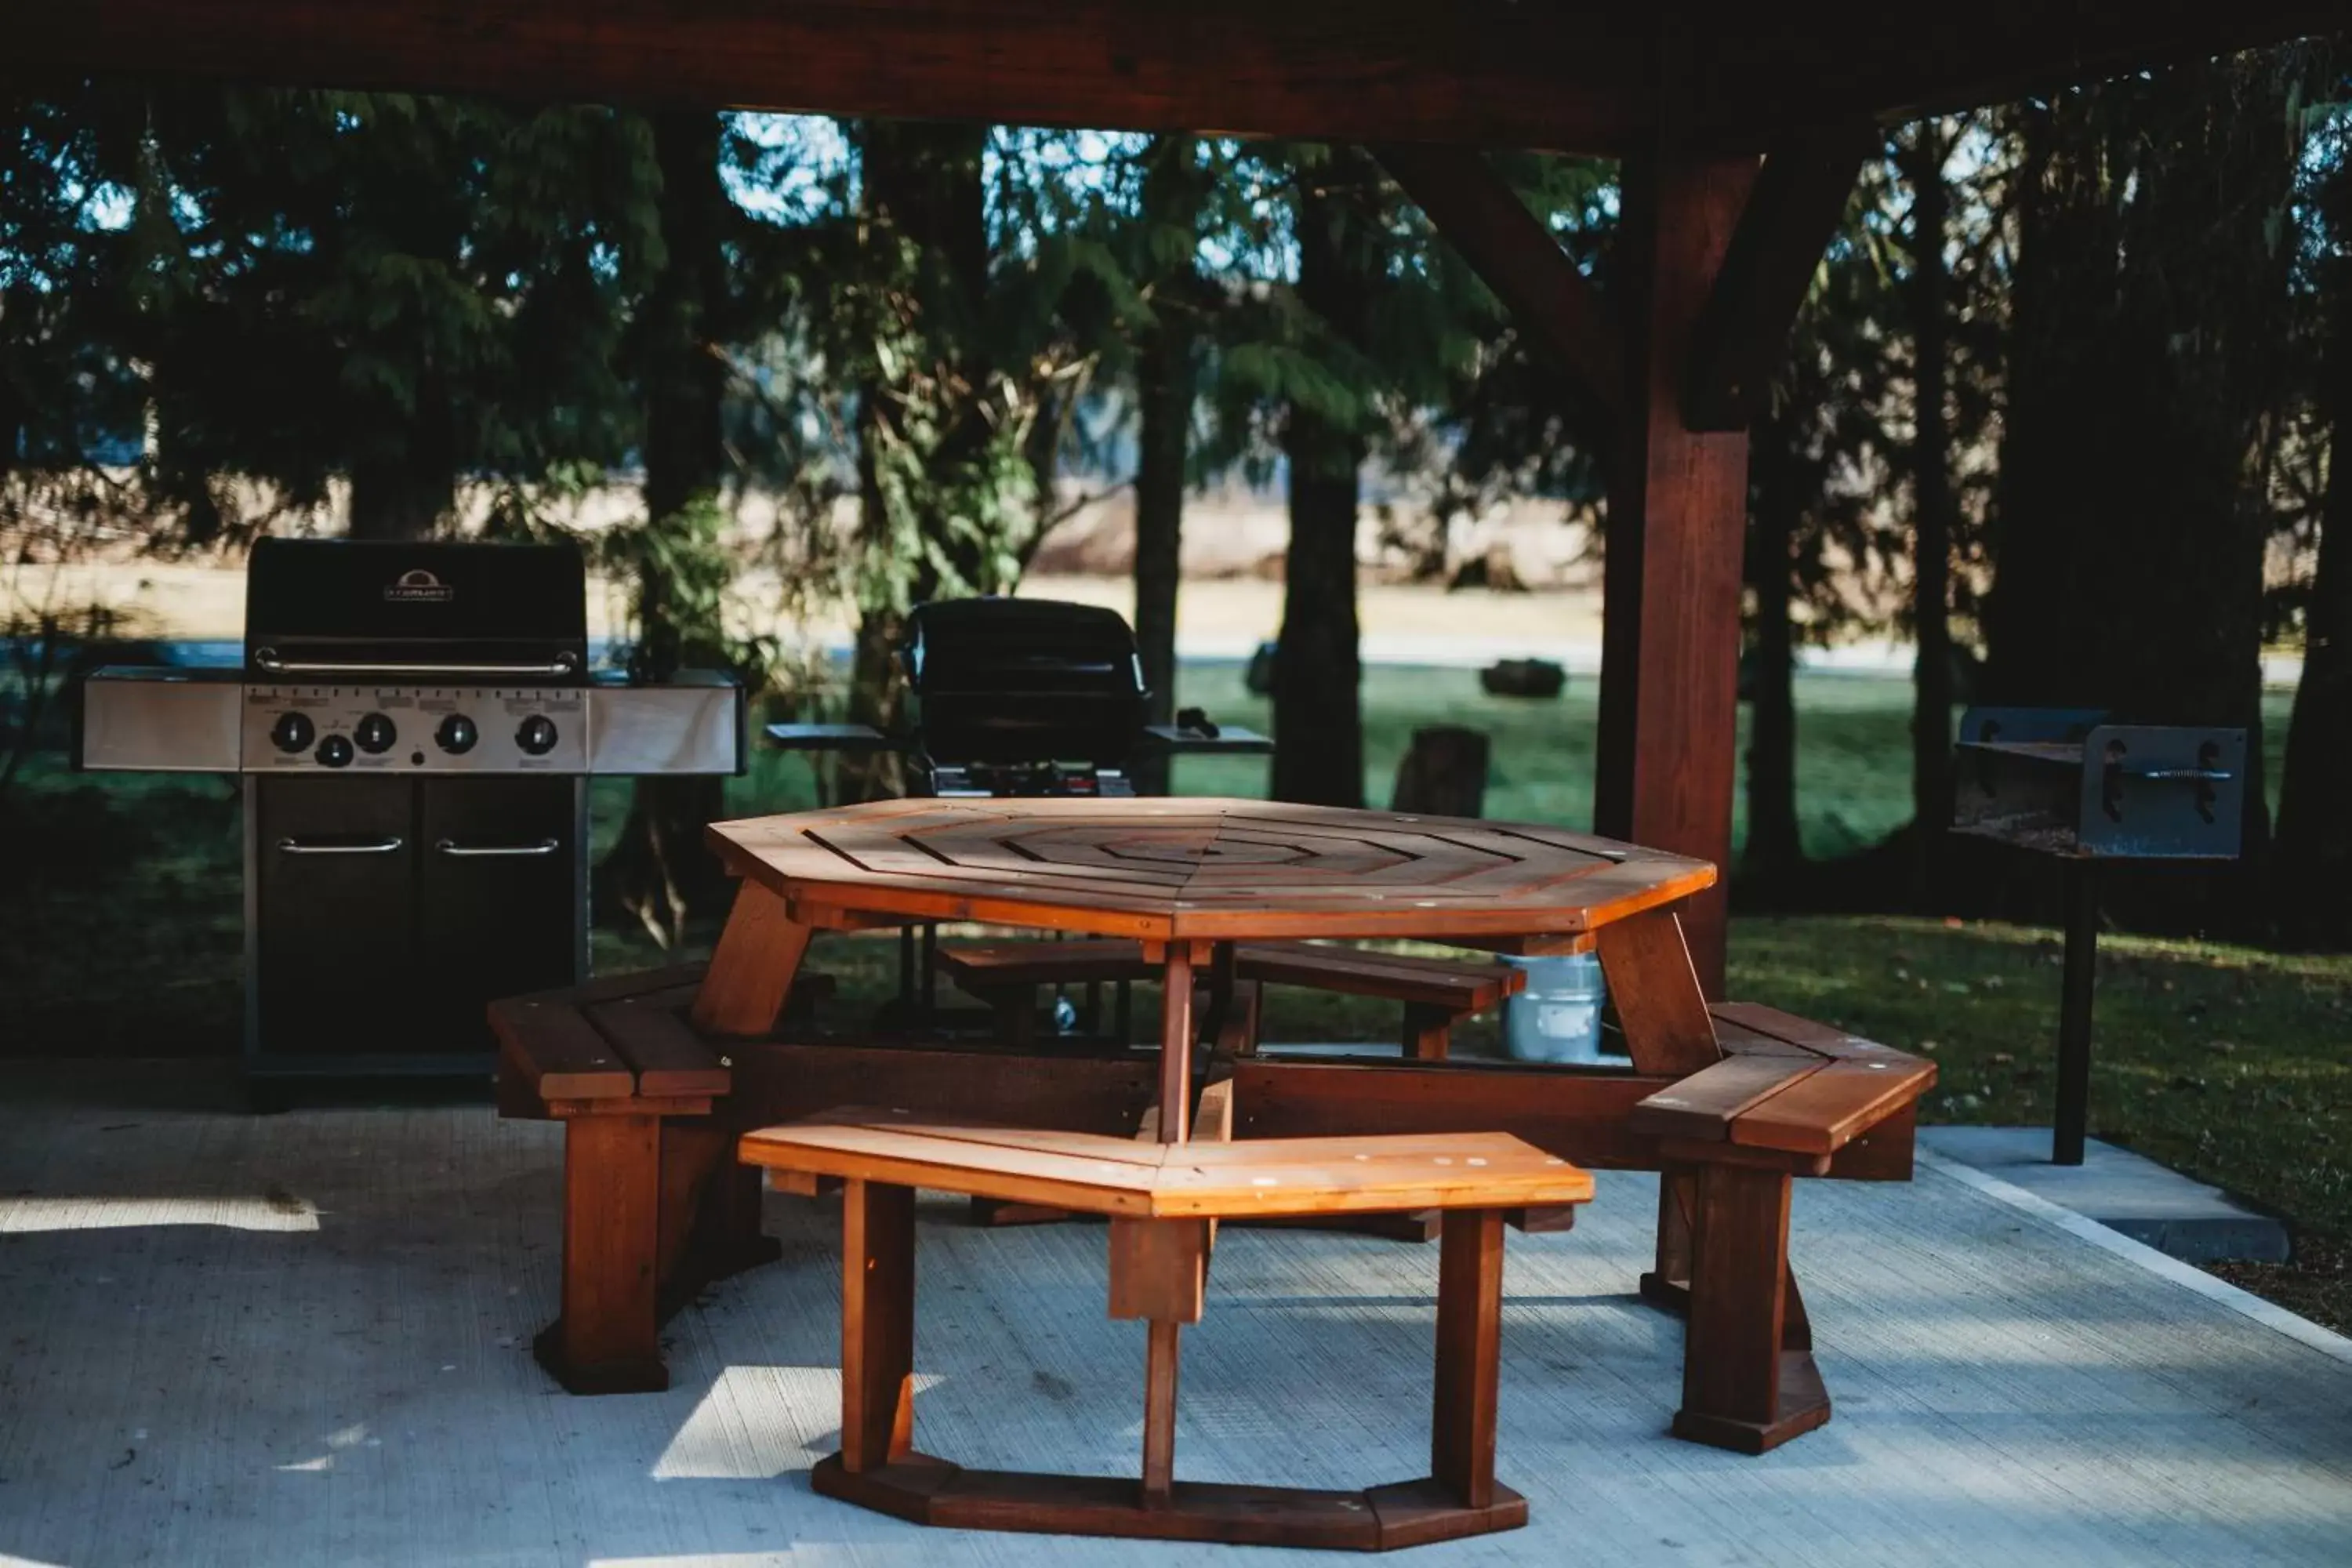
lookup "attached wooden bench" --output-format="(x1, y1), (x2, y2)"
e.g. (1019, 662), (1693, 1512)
(1622, 1001), (1936, 1452)
(495, 934), (1930, 1458)
(935, 938), (1526, 1058)
(737, 1109), (1595, 1551)
(492, 964), (777, 1395)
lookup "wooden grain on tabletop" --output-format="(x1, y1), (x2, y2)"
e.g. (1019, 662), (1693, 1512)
(705, 797), (1713, 944)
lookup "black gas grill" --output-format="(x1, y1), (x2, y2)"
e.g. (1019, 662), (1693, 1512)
(771, 596), (1267, 797)
(78, 538), (742, 1084)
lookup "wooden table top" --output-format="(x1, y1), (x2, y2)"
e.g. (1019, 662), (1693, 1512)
(707, 796), (1714, 943)
(737, 1109), (1598, 1218)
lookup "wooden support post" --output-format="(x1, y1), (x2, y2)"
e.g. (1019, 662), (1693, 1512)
(1432, 1207), (1504, 1508)
(1671, 1161), (1829, 1454)
(691, 880), (814, 1036)
(840, 1179), (917, 1474)
(535, 1113), (666, 1395)
(1156, 945), (1196, 1145)
(1594, 151), (1758, 998)
(655, 1119), (779, 1317)
(1401, 1003), (1453, 1061)
(1595, 909), (1722, 1076)
(1639, 1167), (1697, 1310)
(1142, 1319), (1182, 1504)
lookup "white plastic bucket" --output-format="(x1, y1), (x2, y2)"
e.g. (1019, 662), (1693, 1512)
(1497, 952), (1612, 1064)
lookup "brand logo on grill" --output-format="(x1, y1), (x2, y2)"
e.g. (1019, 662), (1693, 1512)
(385, 568), (454, 604)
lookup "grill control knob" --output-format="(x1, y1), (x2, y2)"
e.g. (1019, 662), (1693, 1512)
(515, 715), (560, 757)
(435, 714), (479, 755)
(316, 735), (355, 769)
(270, 712), (315, 754)
(354, 713), (397, 754)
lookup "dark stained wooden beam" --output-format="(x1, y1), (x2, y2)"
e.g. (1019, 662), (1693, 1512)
(1682, 127), (1878, 432)
(11, 5), (2332, 153)
(1678, 3), (2345, 150)
(1373, 144), (1624, 418)
(1595, 151), (1758, 994)
(10, 2), (1646, 152)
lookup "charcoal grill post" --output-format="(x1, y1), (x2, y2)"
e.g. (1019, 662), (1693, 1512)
(2054, 859), (2100, 1166)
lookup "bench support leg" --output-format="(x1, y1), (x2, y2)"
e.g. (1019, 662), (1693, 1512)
(1402, 1003), (1454, 1061)
(1432, 1208), (1504, 1508)
(1671, 1163), (1831, 1454)
(657, 1119), (781, 1320)
(535, 1112), (666, 1396)
(1141, 1319), (1183, 1505)
(1639, 1167), (1696, 1309)
(841, 1179), (917, 1473)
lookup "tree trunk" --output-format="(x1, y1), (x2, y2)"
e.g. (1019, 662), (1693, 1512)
(837, 119), (989, 804)
(1130, 136), (1202, 798)
(2274, 222), (2352, 947)
(1902, 121), (1956, 902)
(1983, 64), (2299, 935)
(1743, 455), (1802, 887)
(347, 365), (455, 540)
(1272, 169), (1367, 808)
(1391, 726), (1489, 818)
(599, 112), (731, 946)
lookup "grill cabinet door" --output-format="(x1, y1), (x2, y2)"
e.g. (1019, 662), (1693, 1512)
(254, 776), (421, 1058)
(416, 779), (582, 1052)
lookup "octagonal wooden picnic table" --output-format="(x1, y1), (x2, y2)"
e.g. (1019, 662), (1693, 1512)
(692, 796), (1723, 1147)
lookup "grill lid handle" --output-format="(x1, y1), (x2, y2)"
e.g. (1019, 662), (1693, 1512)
(252, 648), (579, 677)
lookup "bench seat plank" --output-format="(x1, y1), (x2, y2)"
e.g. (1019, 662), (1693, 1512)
(738, 1114), (1595, 1220)
(1236, 944), (1520, 1010)
(490, 997), (635, 1100)
(586, 999), (732, 1099)
(1708, 1002), (1880, 1059)
(1626, 1055), (1823, 1143)
(1726, 1057), (1940, 1156)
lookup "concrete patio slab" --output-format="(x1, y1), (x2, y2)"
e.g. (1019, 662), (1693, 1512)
(1921, 1126), (2292, 1264)
(2, 1066), (2347, 1567)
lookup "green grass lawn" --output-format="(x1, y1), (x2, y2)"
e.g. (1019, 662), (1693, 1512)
(3, 665), (2342, 1327)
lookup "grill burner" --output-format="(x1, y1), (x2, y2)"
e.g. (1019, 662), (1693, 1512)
(77, 538), (743, 1087)
(768, 596), (1269, 797)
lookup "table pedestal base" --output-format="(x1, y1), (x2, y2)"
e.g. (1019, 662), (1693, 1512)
(813, 1454), (1527, 1552)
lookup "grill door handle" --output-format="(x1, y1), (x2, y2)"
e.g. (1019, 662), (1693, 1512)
(252, 648), (579, 677)
(275, 836), (405, 856)
(434, 837), (561, 858)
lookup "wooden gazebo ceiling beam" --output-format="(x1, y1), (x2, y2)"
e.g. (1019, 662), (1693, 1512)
(14, 3), (2338, 152)
(1681, 126), (1882, 433)
(1372, 146), (1624, 417)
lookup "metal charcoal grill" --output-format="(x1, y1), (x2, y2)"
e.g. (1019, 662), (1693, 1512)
(768, 597), (1269, 797)
(1950, 707), (2247, 1164)
(767, 595), (1269, 1027)
(78, 538), (742, 1086)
